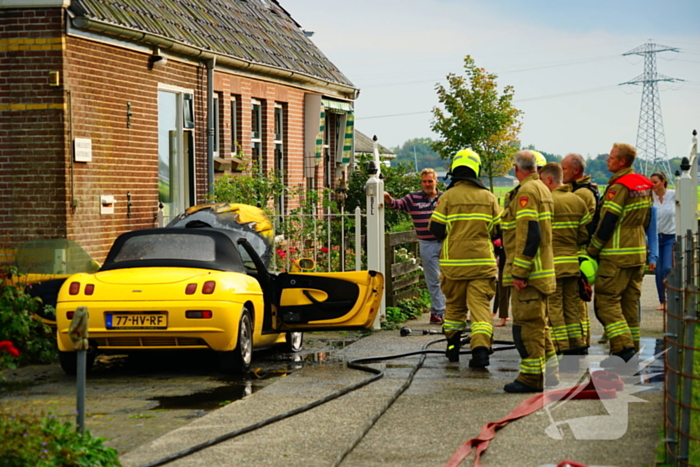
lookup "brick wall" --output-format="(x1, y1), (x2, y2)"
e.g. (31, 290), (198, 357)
(0, 8), (67, 248)
(2, 7), (352, 262)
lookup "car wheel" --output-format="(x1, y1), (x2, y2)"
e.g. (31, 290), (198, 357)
(283, 332), (303, 353)
(220, 308), (253, 374)
(58, 348), (96, 376)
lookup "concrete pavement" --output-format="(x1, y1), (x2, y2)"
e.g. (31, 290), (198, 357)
(120, 274), (665, 467)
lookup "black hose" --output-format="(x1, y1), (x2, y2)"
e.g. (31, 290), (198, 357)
(137, 336), (516, 467)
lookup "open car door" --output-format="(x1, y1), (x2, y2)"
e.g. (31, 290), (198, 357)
(276, 270), (383, 331)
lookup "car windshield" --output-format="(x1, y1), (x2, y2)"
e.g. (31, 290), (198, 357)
(113, 234), (216, 262)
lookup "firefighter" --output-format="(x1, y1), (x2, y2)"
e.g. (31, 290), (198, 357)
(532, 150), (547, 171)
(539, 162), (591, 356)
(428, 148), (500, 368)
(501, 150), (558, 393)
(587, 143), (652, 362)
(562, 153), (600, 348)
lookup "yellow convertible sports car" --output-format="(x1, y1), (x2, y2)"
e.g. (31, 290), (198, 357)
(55, 227), (383, 374)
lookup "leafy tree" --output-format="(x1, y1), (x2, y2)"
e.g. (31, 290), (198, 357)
(391, 138), (447, 173)
(430, 55), (522, 191)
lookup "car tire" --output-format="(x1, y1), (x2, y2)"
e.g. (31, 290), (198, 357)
(58, 348), (96, 376)
(219, 308), (253, 374)
(283, 332), (304, 353)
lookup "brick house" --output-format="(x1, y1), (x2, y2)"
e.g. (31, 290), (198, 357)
(0, 0), (358, 262)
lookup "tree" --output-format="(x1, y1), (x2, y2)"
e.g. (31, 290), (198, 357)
(430, 56), (522, 190)
(391, 138), (447, 172)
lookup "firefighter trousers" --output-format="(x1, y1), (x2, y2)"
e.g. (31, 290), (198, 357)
(594, 260), (643, 354)
(510, 285), (557, 390)
(549, 277), (585, 352)
(441, 276), (495, 350)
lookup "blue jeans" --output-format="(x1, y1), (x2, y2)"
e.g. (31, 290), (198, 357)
(656, 234), (675, 304)
(419, 239), (446, 316)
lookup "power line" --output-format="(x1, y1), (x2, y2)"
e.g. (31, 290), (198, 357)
(620, 41), (683, 177)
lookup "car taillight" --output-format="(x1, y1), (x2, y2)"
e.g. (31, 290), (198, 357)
(69, 282), (80, 295)
(202, 281), (216, 294)
(186, 310), (213, 319)
(185, 283), (197, 295)
(66, 311), (74, 319)
(84, 284), (95, 295)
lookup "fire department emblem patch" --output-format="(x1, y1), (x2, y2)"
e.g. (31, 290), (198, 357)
(519, 197), (529, 207)
(607, 190), (616, 200)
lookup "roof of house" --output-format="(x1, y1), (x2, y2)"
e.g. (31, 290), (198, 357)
(68, 0), (355, 92)
(354, 130), (396, 159)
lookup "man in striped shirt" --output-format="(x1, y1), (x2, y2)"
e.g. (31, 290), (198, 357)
(384, 168), (446, 323)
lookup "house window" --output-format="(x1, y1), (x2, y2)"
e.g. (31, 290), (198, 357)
(158, 87), (196, 223)
(251, 99), (263, 172)
(230, 96), (240, 155)
(274, 103), (285, 216)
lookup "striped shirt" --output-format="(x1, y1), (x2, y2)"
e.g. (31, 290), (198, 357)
(389, 190), (441, 240)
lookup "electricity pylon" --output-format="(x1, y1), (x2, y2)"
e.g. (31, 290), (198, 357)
(620, 41), (683, 177)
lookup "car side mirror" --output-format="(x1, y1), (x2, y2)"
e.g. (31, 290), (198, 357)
(291, 258), (315, 272)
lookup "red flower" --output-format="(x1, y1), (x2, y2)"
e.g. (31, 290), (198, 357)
(320, 247), (329, 254)
(0, 341), (20, 357)
(276, 249), (287, 259)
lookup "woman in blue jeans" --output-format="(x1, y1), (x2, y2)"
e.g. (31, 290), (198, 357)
(650, 172), (675, 310)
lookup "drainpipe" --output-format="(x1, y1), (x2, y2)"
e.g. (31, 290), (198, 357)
(207, 57), (216, 196)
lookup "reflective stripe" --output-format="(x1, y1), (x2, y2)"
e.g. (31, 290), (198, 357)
(552, 221), (579, 229)
(603, 200), (623, 215)
(513, 258), (532, 269)
(528, 269), (555, 279)
(600, 247), (648, 256)
(443, 319), (467, 332)
(471, 321), (493, 338)
(516, 209), (537, 219)
(520, 356), (545, 375)
(440, 259), (497, 267)
(605, 320), (631, 339)
(553, 256), (578, 264)
(550, 325), (568, 341)
(566, 323), (583, 339)
(431, 211), (447, 222)
(446, 213), (493, 222)
(630, 326), (640, 341)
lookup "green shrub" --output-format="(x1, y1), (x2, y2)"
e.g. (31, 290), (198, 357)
(0, 279), (56, 369)
(0, 412), (120, 467)
(381, 290), (432, 330)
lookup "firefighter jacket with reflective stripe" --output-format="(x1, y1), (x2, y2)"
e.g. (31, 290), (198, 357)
(551, 185), (591, 278)
(501, 173), (556, 295)
(429, 180), (500, 280)
(587, 167), (652, 268)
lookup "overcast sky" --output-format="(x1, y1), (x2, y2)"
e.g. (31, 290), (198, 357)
(284, 0), (700, 161)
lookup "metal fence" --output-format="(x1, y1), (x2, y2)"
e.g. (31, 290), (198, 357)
(664, 229), (700, 466)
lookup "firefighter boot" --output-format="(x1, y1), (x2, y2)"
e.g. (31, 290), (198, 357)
(469, 346), (490, 369)
(600, 347), (638, 375)
(446, 333), (461, 362)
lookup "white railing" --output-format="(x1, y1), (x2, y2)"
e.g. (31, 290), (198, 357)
(268, 207), (365, 273)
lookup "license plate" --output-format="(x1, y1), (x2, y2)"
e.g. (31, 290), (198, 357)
(106, 313), (167, 329)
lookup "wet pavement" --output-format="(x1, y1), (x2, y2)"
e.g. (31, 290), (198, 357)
(0, 333), (363, 455)
(1, 275), (666, 466)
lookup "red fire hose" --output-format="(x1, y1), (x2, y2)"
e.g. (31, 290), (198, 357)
(444, 371), (624, 467)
